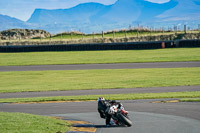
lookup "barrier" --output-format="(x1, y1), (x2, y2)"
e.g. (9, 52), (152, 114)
(0, 40), (199, 52)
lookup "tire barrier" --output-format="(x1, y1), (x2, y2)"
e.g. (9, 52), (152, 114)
(175, 39), (200, 48)
(0, 40), (199, 52)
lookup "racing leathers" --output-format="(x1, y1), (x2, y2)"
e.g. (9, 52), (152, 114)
(98, 100), (123, 125)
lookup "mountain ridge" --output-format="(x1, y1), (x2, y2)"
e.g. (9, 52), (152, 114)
(27, 2), (109, 24)
(26, 0), (180, 26)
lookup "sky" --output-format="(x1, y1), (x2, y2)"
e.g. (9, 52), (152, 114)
(0, 0), (170, 21)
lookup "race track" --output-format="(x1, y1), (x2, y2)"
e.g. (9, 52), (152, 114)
(0, 61), (199, 71)
(52, 112), (200, 133)
(1, 100), (200, 133)
(0, 61), (200, 133)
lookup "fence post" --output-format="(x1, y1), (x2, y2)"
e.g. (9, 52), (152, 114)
(19, 33), (21, 41)
(23, 29), (25, 41)
(150, 30), (152, 41)
(113, 31), (115, 39)
(184, 25), (187, 34)
(198, 24), (200, 33)
(174, 26), (177, 34)
(162, 27), (164, 35)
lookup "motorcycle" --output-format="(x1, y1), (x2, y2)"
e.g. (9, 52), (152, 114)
(108, 105), (132, 127)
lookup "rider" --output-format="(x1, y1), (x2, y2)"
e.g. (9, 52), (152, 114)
(97, 97), (123, 126)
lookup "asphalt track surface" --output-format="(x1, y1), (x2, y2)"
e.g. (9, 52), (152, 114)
(1, 100), (200, 133)
(0, 61), (199, 71)
(0, 61), (200, 133)
(53, 112), (200, 133)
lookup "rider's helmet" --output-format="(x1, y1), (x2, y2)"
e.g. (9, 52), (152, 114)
(110, 100), (117, 104)
(98, 97), (105, 102)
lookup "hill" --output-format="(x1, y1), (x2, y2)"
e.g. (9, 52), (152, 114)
(27, 0), (178, 25)
(0, 14), (28, 31)
(27, 3), (109, 24)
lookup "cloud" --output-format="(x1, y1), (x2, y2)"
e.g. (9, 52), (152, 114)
(145, 0), (170, 3)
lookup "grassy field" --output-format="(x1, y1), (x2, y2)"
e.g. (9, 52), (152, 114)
(1, 45), (199, 133)
(30, 30), (199, 40)
(0, 112), (70, 133)
(0, 67), (199, 93)
(0, 48), (200, 66)
(0, 91), (199, 103)
(50, 30), (167, 40)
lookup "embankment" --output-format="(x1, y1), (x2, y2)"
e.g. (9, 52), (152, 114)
(0, 33), (199, 46)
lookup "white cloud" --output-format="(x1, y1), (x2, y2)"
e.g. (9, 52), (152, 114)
(145, 0), (170, 3)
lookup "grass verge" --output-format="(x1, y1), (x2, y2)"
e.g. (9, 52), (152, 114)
(0, 91), (199, 103)
(0, 112), (71, 133)
(180, 98), (200, 102)
(0, 67), (200, 93)
(0, 48), (199, 66)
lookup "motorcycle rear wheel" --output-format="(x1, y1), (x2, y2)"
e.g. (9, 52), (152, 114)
(117, 113), (132, 127)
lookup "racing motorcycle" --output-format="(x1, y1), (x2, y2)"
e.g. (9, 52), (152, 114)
(108, 105), (132, 127)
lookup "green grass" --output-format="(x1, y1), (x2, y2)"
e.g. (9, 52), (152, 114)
(0, 91), (199, 103)
(0, 112), (71, 133)
(180, 98), (200, 102)
(46, 30), (173, 40)
(47, 30), (198, 40)
(0, 48), (199, 66)
(0, 67), (199, 93)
